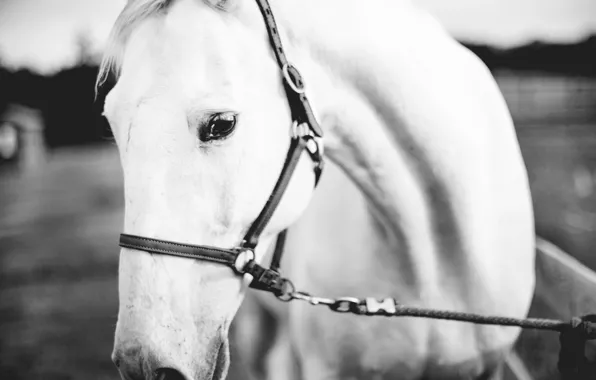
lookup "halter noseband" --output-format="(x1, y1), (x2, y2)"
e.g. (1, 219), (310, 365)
(119, 0), (324, 297)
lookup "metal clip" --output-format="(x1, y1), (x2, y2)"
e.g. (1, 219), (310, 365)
(364, 297), (397, 315)
(291, 291), (335, 306)
(329, 297), (363, 314)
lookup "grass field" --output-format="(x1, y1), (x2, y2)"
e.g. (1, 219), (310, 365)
(0, 146), (122, 379)
(0, 145), (245, 379)
(1, 124), (595, 379)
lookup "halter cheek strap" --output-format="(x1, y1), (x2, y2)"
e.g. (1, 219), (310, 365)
(118, 0), (324, 296)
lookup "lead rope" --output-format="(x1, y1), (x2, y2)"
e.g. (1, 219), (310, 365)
(269, 281), (596, 379)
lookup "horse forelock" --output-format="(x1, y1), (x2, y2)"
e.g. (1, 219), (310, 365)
(95, 0), (232, 95)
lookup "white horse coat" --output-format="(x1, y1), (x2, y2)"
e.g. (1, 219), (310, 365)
(100, 1), (535, 379)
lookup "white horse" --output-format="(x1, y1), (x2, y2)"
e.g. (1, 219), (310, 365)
(98, 0), (535, 379)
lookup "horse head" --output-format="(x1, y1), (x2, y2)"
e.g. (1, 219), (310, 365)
(100, 0), (319, 378)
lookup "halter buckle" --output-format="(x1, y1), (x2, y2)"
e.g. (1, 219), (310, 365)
(291, 122), (324, 154)
(282, 62), (306, 94)
(233, 249), (255, 274)
(290, 120), (309, 139)
(305, 134), (324, 158)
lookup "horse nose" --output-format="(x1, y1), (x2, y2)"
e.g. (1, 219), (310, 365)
(154, 368), (187, 380)
(112, 348), (190, 380)
(112, 336), (229, 380)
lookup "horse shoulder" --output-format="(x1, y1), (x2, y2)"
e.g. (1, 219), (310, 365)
(301, 0), (536, 327)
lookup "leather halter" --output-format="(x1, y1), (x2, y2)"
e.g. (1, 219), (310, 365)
(119, 0), (324, 297)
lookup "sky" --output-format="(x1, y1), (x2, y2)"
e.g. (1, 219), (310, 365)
(0, 0), (595, 73)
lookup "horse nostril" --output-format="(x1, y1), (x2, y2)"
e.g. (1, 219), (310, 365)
(111, 352), (122, 369)
(155, 368), (186, 380)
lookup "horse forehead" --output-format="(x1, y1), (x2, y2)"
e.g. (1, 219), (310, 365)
(119, 13), (239, 108)
(151, 20), (233, 80)
(163, 0), (252, 60)
(118, 0), (275, 111)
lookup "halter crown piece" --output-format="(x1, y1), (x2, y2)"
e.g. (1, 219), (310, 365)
(117, 0), (596, 377)
(119, 0), (324, 297)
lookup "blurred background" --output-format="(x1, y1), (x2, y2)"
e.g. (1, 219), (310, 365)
(0, 0), (595, 379)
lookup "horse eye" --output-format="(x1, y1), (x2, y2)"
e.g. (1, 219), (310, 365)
(200, 112), (237, 142)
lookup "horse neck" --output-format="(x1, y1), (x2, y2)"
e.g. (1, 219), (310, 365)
(247, 1), (452, 294)
(273, 0), (441, 246)
(262, 2), (536, 315)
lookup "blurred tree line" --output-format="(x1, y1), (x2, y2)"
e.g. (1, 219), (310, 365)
(467, 35), (596, 77)
(0, 34), (594, 149)
(0, 33), (113, 149)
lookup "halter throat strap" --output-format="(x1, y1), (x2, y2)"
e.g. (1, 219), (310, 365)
(118, 0), (323, 295)
(240, 0), (324, 250)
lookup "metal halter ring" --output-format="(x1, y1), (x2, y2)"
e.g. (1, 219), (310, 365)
(275, 278), (296, 302)
(282, 62), (306, 94)
(233, 249), (255, 274)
